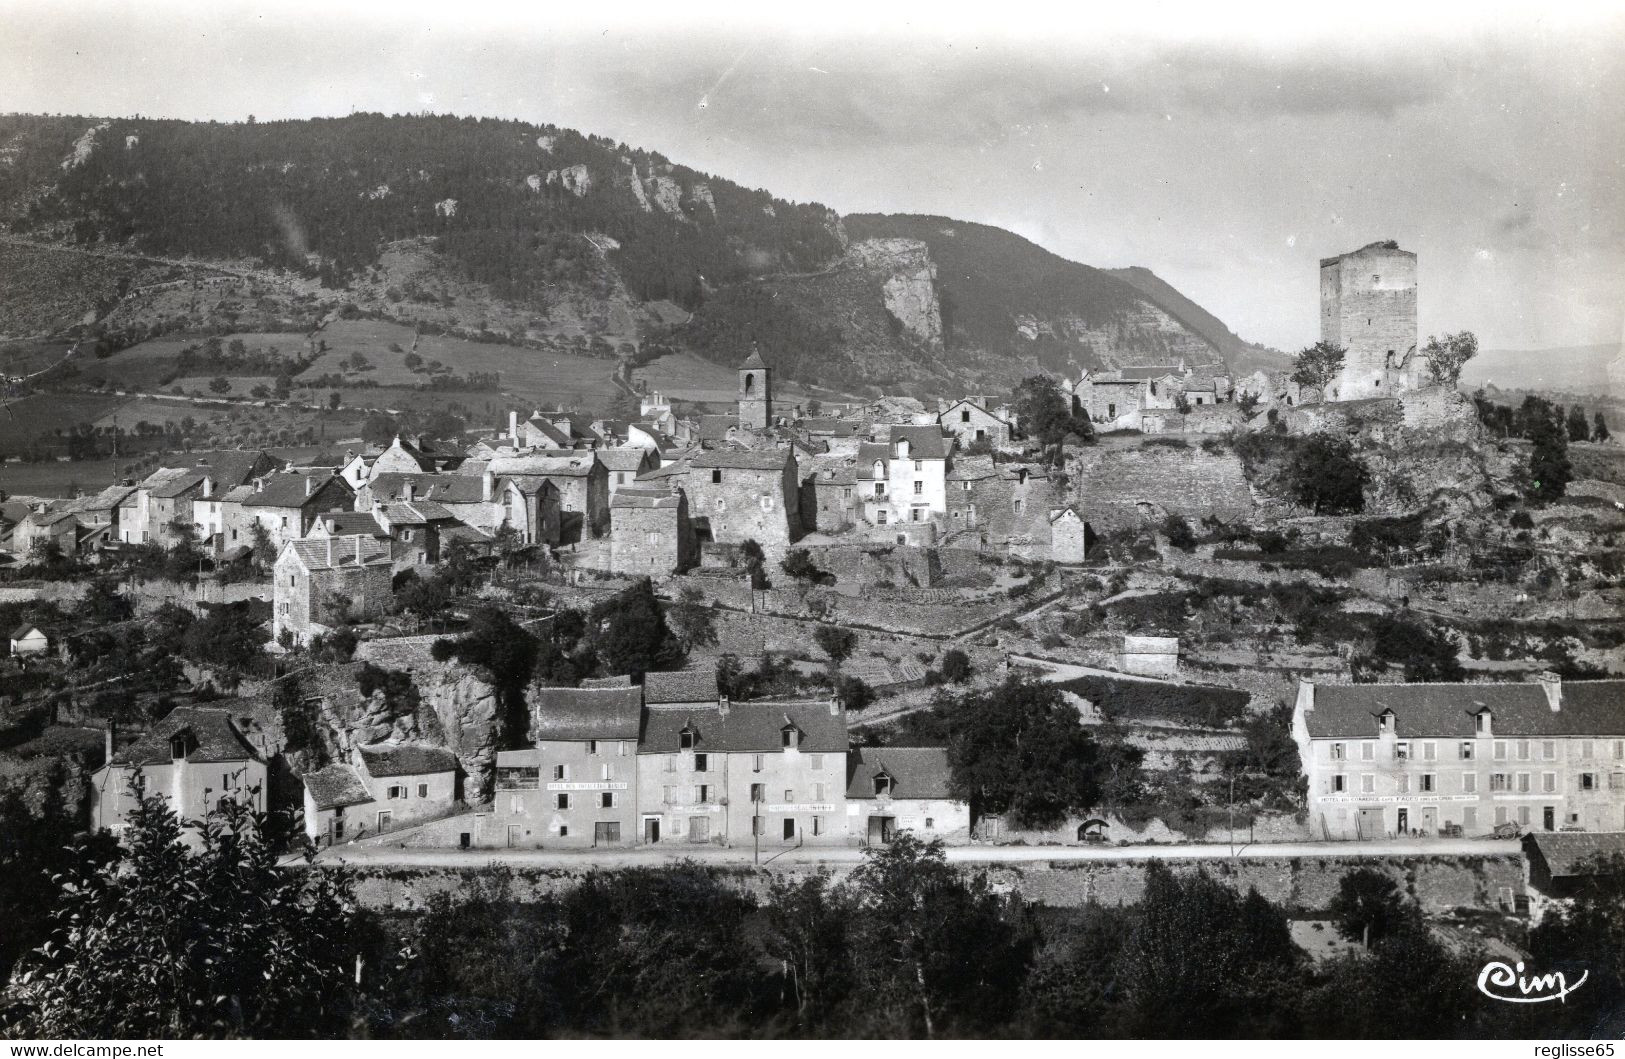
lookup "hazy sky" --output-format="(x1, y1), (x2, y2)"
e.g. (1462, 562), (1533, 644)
(3, 1), (1622, 352)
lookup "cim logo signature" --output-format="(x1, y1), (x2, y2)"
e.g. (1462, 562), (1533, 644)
(1477, 960), (1588, 1004)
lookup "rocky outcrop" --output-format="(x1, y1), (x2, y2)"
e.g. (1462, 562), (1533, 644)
(546, 164), (591, 197)
(846, 238), (943, 350)
(536, 134), (556, 152)
(1015, 304), (1223, 373)
(61, 122), (109, 170)
(690, 182), (717, 218)
(647, 170), (684, 215)
(312, 652), (500, 802)
(434, 198), (458, 218)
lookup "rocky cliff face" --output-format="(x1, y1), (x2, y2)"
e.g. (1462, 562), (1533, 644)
(848, 238), (943, 350)
(313, 652), (501, 801)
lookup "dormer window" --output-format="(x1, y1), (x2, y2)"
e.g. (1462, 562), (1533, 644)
(168, 731), (196, 761)
(1475, 710), (1491, 735)
(873, 772), (893, 796)
(680, 726), (696, 750)
(1378, 711), (1394, 734)
(782, 725), (799, 749)
(896, 439), (909, 460)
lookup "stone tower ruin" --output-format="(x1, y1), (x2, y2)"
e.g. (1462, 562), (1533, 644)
(1319, 240), (1421, 401)
(738, 347), (771, 429)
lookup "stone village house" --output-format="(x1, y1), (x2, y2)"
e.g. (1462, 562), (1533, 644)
(93, 707), (267, 835)
(301, 742), (459, 845)
(272, 535), (394, 646)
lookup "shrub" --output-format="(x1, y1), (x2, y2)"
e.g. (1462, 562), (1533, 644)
(1054, 674), (1249, 728)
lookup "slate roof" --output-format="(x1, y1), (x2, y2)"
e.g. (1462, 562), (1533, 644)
(846, 746), (955, 800)
(1118, 365), (1183, 381)
(111, 707), (260, 766)
(803, 454), (856, 485)
(53, 484), (137, 514)
(488, 454), (597, 478)
(638, 459), (693, 481)
(611, 486), (681, 510)
(235, 473), (351, 509)
(1525, 832), (1625, 879)
(377, 500), (455, 525)
(281, 536), (393, 571)
(359, 743), (458, 777)
(946, 455), (998, 482)
(698, 415), (741, 442)
(10, 623), (43, 640)
(938, 398), (1011, 424)
(147, 468), (212, 499)
(159, 450), (273, 485)
(531, 685), (645, 741)
(367, 472), (489, 504)
(887, 425), (952, 460)
(639, 699), (847, 754)
(314, 512), (388, 537)
(739, 349), (767, 370)
(302, 764), (374, 811)
(643, 667), (720, 706)
(690, 448), (793, 471)
(598, 448), (654, 473)
(523, 418), (573, 447)
(1302, 680), (1625, 739)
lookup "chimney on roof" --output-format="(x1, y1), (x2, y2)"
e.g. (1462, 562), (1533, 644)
(355, 534), (364, 564)
(1535, 671), (1562, 712)
(201, 476), (213, 499)
(829, 693), (840, 716)
(718, 695), (729, 717)
(482, 469), (494, 503)
(305, 476), (314, 497)
(509, 410), (518, 445)
(326, 536), (334, 568)
(402, 480), (415, 503)
(104, 720), (115, 766)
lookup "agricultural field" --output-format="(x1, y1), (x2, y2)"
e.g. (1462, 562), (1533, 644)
(0, 393), (124, 450)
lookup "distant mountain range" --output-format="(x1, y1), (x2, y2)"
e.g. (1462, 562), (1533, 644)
(1462, 341), (1623, 396)
(0, 112), (1284, 395)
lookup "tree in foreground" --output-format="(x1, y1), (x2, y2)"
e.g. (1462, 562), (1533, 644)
(840, 835), (1032, 1037)
(9, 776), (360, 1038)
(1526, 398), (1573, 502)
(1290, 340), (1346, 401)
(1419, 330), (1478, 388)
(1327, 867), (1417, 947)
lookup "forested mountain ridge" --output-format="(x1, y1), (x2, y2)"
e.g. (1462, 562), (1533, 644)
(0, 112), (1264, 394)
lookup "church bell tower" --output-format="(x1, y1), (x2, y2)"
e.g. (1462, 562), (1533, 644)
(738, 346), (771, 429)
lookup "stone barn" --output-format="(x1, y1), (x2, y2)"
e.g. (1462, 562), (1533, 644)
(682, 448), (801, 553)
(273, 535), (394, 646)
(609, 485), (695, 577)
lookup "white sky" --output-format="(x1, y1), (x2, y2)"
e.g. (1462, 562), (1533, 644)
(2, 0), (1622, 352)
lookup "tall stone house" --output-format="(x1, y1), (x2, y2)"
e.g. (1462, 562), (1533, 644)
(120, 450), (279, 547)
(272, 534), (393, 645)
(636, 696), (849, 847)
(609, 485), (695, 577)
(937, 398), (1013, 448)
(218, 471), (355, 554)
(93, 707), (267, 835)
(1320, 240), (1422, 401)
(855, 425), (951, 529)
(598, 447), (660, 500)
(489, 683), (644, 848)
(485, 454), (607, 541)
(681, 447), (801, 553)
(1293, 674), (1625, 840)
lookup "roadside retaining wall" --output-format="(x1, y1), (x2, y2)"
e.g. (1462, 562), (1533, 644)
(334, 850), (1524, 913)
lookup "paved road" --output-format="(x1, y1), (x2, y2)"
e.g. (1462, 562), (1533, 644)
(296, 837), (1514, 870)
